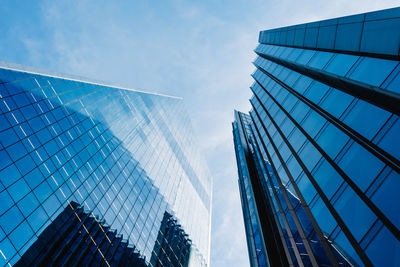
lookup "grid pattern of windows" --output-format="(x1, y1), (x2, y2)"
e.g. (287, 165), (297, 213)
(234, 7), (400, 267)
(0, 65), (211, 267)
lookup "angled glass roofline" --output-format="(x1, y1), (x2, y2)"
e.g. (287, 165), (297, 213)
(0, 60), (183, 100)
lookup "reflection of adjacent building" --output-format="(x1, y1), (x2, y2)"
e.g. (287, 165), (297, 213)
(16, 201), (146, 266)
(0, 63), (212, 267)
(150, 212), (192, 267)
(15, 201), (191, 267)
(233, 7), (400, 267)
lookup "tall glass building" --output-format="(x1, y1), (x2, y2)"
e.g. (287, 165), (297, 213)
(0, 62), (212, 267)
(233, 7), (400, 267)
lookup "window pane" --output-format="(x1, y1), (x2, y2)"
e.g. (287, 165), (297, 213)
(339, 142), (385, 191)
(349, 57), (398, 87)
(365, 227), (400, 266)
(372, 171), (400, 228)
(334, 186), (376, 241)
(343, 99), (390, 140)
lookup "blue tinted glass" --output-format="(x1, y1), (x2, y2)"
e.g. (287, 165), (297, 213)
(298, 141), (322, 172)
(349, 57), (398, 87)
(343, 99), (390, 140)
(8, 178), (30, 202)
(335, 22), (363, 51)
(372, 171), (400, 228)
(18, 192), (40, 217)
(0, 148), (12, 170)
(385, 69), (400, 94)
(316, 123), (349, 159)
(333, 231), (363, 266)
(0, 67), (212, 266)
(301, 110), (326, 138)
(307, 51), (334, 69)
(8, 221), (34, 250)
(325, 54), (359, 76)
(296, 50), (316, 65)
(309, 197), (336, 234)
(320, 88), (354, 119)
(296, 173), (316, 204)
(288, 128), (306, 152)
(0, 206), (23, 234)
(365, 227), (400, 266)
(339, 142), (385, 191)
(0, 190), (14, 215)
(304, 81), (330, 104)
(0, 164), (22, 187)
(293, 75), (313, 94)
(312, 160), (343, 199)
(334, 186), (376, 241)
(378, 118), (400, 160)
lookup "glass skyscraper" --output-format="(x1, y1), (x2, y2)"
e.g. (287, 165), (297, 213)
(0, 62), (212, 267)
(233, 7), (400, 267)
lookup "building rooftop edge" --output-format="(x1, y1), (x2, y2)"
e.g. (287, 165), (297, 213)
(258, 6), (400, 33)
(0, 60), (183, 100)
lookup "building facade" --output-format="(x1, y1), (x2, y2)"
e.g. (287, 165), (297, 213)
(233, 7), (400, 267)
(0, 62), (212, 267)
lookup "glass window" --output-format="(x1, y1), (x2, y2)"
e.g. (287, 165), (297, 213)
(372, 171), (400, 228)
(0, 128), (19, 147)
(296, 173), (316, 204)
(293, 75), (313, 94)
(365, 226), (400, 266)
(320, 88), (354, 119)
(8, 220), (34, 250)
(361, 18), (400, 56)
(298, 141), (322, 172)
(0, 205), (23, 234)
(317, 25), (336, 49)
(28, 206), (49, 232)
(377, 118), (400, 160)
(6, 141), (28, 162)
(385, 68), (400, 94)
(339, 141), (385, 191)
(325, 53), (359, 77)
(0, 238), (17, 264)
(343, 99), (390, 140)
(312, 159), (343, 199)
(307, 51), (334, 69)
(316, 123), (350, 159)
(301, 110), (326, 138)
(0, 148), (12, 171)
(304, 81), (330, 104)
(309, 197), (336, 235)
(15, 154), (37, 176)
(334, 186), (376, 241)
(333, 231), (363, 266)
(0, 114), (11, 132)
(349, 57), (398, 87)
(304, 27), (318, 47)
(296, 50), (316, 65)
(286, 156), (302, 181)
(8, 178), (30, 203)
(335, 22), (363, 51)
(18, 192), (40, 217)
(34, 181), (53, 203)
(288, 128), (306, 153)
(291, 101), (309, 123)
(0, 164), (22, 188)
(0, 189), (14, 215)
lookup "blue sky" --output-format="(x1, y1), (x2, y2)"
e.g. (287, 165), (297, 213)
(1, 1), (399, 266)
